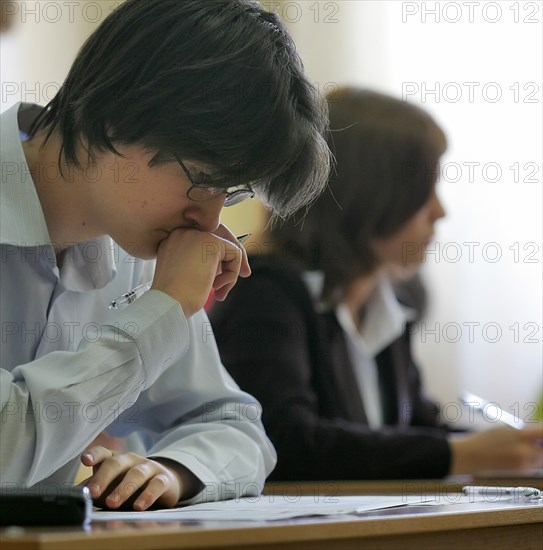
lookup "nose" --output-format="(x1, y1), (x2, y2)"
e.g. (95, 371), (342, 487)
(184, 194), (225, 232)
(430, 189), (446, 222)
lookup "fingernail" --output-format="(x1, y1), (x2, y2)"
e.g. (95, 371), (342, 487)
(87, 483), (100, 498)
(83, 452), (93, 463)
(134, 498), (147, 511)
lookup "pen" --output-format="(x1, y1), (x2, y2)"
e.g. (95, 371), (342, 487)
(109, 233), (251, 310)
(459, 390), (525, 430)
(462, 485), (541, 499)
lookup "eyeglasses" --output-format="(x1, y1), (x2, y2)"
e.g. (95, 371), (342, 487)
(177, 158), (255, 207)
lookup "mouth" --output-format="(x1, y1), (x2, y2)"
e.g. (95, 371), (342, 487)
(156, 225), (199, 242)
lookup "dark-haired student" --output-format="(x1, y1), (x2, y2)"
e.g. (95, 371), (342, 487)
(210, 88), (543, 480)
(0, 0), (330, 509)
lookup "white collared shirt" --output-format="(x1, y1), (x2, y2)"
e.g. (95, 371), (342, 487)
(302, 272), (415, 429)
(0, 103), (276, 498)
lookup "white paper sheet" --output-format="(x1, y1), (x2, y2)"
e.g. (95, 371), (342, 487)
(92, 494), (435, 522)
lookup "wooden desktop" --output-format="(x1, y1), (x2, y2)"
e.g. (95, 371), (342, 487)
(263, 476), (543, 497)
(2, 481), (542, 550)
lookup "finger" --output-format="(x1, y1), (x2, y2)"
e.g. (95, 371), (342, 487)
(520, 425), (543, 442)
(104, 462), (154, 509)
(85, 453), (133, 499)
(133, 473), (171, 511)
(214, 225), (251, 277)
(213, 271), (238, 292)
(519, 445), (543, 470)
(214, 286), (232, 302)
(216, 241), (243, 284)
(77, 476), (92, 488)
(213, 223), (236, 241)
(82, 445), (113, 466)
(236, 236), (251, 277)
(212, 271), (241, 301)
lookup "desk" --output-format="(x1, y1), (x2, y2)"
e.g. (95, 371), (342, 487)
(264, 477), (543, 497)
(1, 497), (541, 550)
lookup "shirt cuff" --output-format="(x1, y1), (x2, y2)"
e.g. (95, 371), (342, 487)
(107, 290), (190, 384)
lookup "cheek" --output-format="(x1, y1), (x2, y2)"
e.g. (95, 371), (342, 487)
(372, 236), (405, 264)
(403, 211), (432, 241)
(389, 237), (415, 263)
(377, 226), (428, 264)
(134, 185), (182, 216)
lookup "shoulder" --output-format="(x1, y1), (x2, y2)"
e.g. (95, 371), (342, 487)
(234, 256), (307, 296)
(210, 256), (312, 321)
(247, 256), (306, 287)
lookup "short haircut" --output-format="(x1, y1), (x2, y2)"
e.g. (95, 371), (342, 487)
(29, 0), (330, 217)
(270, 88), (447, 304)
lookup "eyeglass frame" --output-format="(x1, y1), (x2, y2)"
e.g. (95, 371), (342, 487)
(176, 157), (255, 207)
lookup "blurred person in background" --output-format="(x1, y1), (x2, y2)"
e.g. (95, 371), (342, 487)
(210, 88), (543, 480)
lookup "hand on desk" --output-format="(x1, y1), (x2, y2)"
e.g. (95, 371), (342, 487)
(79, 445), (202, 510)
(449, 424), (543, 475)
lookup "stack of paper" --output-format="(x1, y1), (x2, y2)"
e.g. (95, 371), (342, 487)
(92, 494), (435, 522)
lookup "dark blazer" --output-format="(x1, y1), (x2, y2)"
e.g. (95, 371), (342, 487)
(210, 257), (452, 480)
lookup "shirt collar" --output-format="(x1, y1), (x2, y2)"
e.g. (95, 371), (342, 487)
(0, 102), (116, 291)
(0, 102), (51, 246)
(355, 275), (416, 355)
(301, 270), (325, 307)
(57, 236), (117, 291)
(301, 270), (415, 356)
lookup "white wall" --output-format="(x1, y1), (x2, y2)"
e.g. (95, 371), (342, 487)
(278, 0), (542, 423)
(1, 1), (121, 113)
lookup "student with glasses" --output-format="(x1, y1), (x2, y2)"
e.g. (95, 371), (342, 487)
(0, 0), (330, 509)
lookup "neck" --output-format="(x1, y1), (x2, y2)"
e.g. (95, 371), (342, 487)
(22, 133), (102, 253)
(343, 270), (382, 329)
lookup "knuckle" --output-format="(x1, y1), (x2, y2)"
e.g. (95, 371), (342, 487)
(131, 463), (149, 478)
(109, 455), (124, 468)
(153, 474), (168, 489)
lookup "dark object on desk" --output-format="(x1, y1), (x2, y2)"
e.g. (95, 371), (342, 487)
(0, 486), (91, 526)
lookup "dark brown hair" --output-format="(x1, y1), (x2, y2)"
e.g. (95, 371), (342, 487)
(269, 87), (447, 304)
(29, 0), (330, 217)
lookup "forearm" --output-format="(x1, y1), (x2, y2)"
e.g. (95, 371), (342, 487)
(1, 291), (188, 486)
(268, 413), (451, 480)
